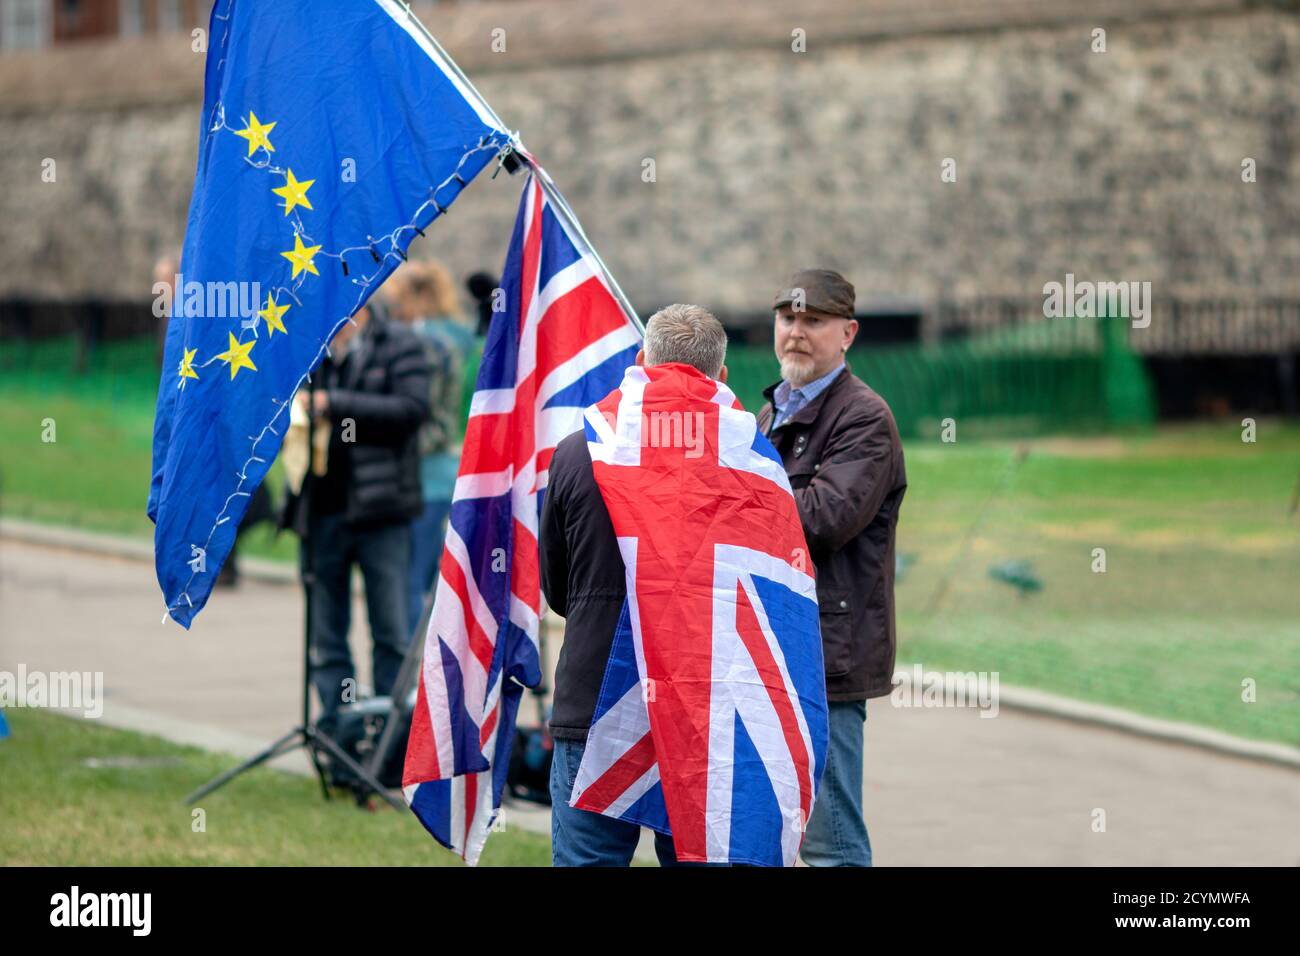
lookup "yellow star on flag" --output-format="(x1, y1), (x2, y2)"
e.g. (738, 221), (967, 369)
(272, 169), (315, 217)
(233, 111), (276, 157)
(259, 293), (291, 337)
(281, 234), (322, 279)
(179, 347), (199, 381)
(216, 332), (257, 380)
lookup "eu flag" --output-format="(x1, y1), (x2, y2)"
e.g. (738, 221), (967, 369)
(149, 0), (509, 626)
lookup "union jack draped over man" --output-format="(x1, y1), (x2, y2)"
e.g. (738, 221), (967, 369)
(572, 363), (829, 866)
(402, 169), (641, 864)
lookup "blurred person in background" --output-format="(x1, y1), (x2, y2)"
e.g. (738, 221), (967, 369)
(280, 299), (431, 738)
(465, 271), (500, 337)
(152, 250), (182, 364)
(757, 268), (907, 867)
(384, 260), (476, 636)
(151, 249), (272, 587)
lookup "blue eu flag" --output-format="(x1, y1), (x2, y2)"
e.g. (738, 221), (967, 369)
(149, 0), (509, 627)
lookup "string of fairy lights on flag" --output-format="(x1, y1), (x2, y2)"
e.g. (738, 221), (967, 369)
(163, 52), (513, 618)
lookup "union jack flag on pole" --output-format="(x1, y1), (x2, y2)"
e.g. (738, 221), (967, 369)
(402, 168), (642, 863)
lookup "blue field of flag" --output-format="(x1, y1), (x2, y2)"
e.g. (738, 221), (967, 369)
(149, 0), (508, 626)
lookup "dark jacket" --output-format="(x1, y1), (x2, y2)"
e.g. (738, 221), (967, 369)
(282, 314), (432, 532)
(539, 430), (627, 741)
(757, 367), (907, 700)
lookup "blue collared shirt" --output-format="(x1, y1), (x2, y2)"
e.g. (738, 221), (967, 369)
(772, 362), (845, 430)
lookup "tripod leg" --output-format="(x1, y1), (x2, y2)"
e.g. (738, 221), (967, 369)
(307, 725), (406, 811)
(303, 728), (332, 800)
(183, 727), (305, 805)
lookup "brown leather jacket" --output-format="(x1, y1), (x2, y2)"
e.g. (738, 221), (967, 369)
(757, 367), (907, 700)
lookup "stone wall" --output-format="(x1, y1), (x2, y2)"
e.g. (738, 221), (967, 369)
(1, 0), (1297, 330)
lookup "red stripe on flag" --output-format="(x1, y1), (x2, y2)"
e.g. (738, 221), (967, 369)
(402, 669), (441, 784)
(460, 412), (517, 476)
(573, 732), (658, 813)
(533, 277), (630, 384)
(439, 551), (495, 673)
(511, 368), (538, 476)
(479, 699), (499, 751)
(516, 181), (544, 338)
(535, 446), (556, 480)
(734, 582), (814, 823)
(511, 519), (540, 613)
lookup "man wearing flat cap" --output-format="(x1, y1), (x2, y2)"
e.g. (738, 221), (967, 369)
(757, 268), (907, 867)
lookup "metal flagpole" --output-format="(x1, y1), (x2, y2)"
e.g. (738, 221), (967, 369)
(394, 1), (644, 336)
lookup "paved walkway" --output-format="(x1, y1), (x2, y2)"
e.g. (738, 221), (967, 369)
(3, 536), (1298, 865)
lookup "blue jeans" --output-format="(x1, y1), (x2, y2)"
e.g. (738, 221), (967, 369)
(406, 497), (452, 639)
(550, 738), (711, 867)
(302, 512), (411, 731)
(801, 699), (872, 867)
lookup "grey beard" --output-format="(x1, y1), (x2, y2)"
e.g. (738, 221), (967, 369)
(779, 354), (817, 387)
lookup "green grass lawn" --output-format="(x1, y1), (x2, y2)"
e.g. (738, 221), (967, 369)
(0, 708), (551, 866)
(895, 425), (1300, 745)
(2, 345), (1298, 745)
(0, 373), (297, 562)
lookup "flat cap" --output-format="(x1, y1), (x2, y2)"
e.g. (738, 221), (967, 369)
(773, 268), (855, 319)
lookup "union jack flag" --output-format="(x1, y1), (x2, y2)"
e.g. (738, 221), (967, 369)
(571, 363), (829, 866)
(402, 169), (641, 864)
